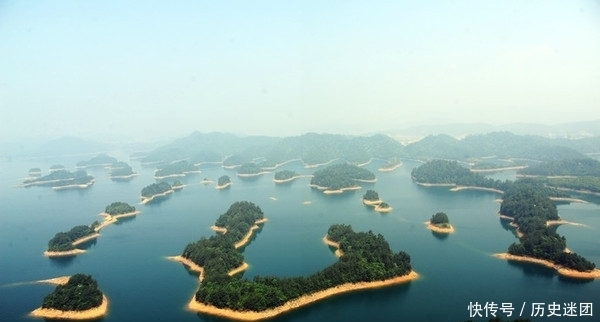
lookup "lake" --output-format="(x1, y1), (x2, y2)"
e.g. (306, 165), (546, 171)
(0, 155), (598, 322)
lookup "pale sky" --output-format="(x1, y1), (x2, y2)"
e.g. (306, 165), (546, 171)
(1, 0), (599, 141)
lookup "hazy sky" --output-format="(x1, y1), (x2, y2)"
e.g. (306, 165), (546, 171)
(1, 0), (599, 141)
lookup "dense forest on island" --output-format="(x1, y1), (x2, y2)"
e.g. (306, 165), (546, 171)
(411, 160), (510, 191)
(218, 175), (231, 186)
(49, 164), (65, 171)
(76, 154), (118, 168)
(141, 182), (172, 198)
(182, 210), (413, 312)
(311, 163), (375, 190)
(274, 170), (299, 181)
(23, 169), (94, 187)
(430, 212), (450, 225)
(41, 274), (103, 311)
(501, 186), (596, 272)
(109, 161), (136, 178)
(47, 225), (95, 252)
(237, 162), (263, 175)
(104, 202), (136, 215)
(363, 190), (379, 201)
(155, 160), (199, 178)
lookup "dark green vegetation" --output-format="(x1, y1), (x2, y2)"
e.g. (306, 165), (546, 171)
(411, 160), (510, 191)
(182, 202), (264, 276)
(237, 162), (263, 175)
(141, 182), (172, 198)
(363, 190), (379, 201)
(76, 154), (118, 168)
(47, 225), (95, 252)
(430, 212), (449, 225)
(311, 163), (375, 190)
(172, 180), (184, 189)
(218, 175), (231, 186)
(518, 158), (600, 177)
(502, 186), (596, 272)
(28, 168), (42, 176)
(155, 160), (199, 178)
(104, 202), (136, 215)
(22, 169), (94, 188)
(378, 202), (390, 209)
(109, 161), (135, 178)
(183, 211), (412, 312)
(274, 170), (299, 181)
(41, 274), (103, 311)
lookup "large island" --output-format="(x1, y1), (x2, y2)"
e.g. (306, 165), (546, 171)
(30, 274), (108, 320)
(310, 163), (375, 194)
(171, 202), (417, 320)
(21, 169), (95, 190)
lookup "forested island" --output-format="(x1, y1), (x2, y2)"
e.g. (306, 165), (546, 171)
(30, 274), (108, 320)
(310, 163), (375, 194)
(496, 185), (599, 279)
(21, 169), (95, 189)
(104, 201), (136, 216)
(45, 225), (98, 257)
(237, 162), (269, 177)
(76, 154), (118, 169)
(140, 182), (173, 204)
(170, 201), (416, 320)
(49, 164), (65, 172)
(172, 180), (184, 190)
(154, 160), (200, 179)
(273, 170), (303, 183)
(28, 167), (42, 177)
(361, 190), (392, 212)
(426, 212), (454, 234)
(109, 161), (137, 180)
(216, 175), (232, 189)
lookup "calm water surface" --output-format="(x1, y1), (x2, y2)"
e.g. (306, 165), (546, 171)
(0, 156), (598, 322)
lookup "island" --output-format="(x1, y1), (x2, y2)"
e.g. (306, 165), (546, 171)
(76, 154), (118, 169)
(109, 161), (137, 180)
(201, 177), (214, 185)
(362, 189), (382, 206)
(30, 274), (108, 320)
(28, 167), (42, 177)
(374, 202), (392, 213)
(216, 175), (232, 190)
(49, 164), (65, 172)
(172, 202), (417, 320)
(378, 159), (402, 172)
(154, 160), (200, 179)
(45, 225), (98, 257)
(310, 163), (375, 194)
(172, 180), (185, 191)
(95, 201), (140, 230)
(273, 170), (307, 183)
(425, 212), (454, 234)
(237, 162), (270, 177)
(21, 169), (95, 190)
(140, 182), (173, 204)
(496, 185), (599, 279)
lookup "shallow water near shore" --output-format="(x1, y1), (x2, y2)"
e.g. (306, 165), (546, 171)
(1, 156), (599, 322)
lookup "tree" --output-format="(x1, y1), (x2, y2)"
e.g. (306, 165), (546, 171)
(430, 212), (449, 225)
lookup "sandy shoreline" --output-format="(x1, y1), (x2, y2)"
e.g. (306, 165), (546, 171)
(354, 178), (377, 183)
(378, 162), (402, 172)
(44, 249), (86, 257)
(362, 199), (382, 206)
(96, 210), (140, 231)
(51, 179), (95, 190)
(215, 182), (232, 190)
(234, 218), (268, 249)
(140, 189), (174, 204)
(308, 184), (361, 194)
(109, 173), (138, 180)
(273, 175), (312, 184)
(228, 262), (249, 276)
(36, 276), (71, 285)
(30, 294), (108, 320)
(449, 186), (504, 194)
(470, 166), (527, 173)
(303, 159), (338, 169)
(322, 236), (343, 257)
(210, 225), (228, 234)
(414, 182), (456, 187)
(425, 221), (455, 234)
(186, 271), (419, 321)
(374, 205), (393, 213)
(494, 253), (600, 279)
(548, 197), (588, 204)
(154, 173), (186, 180)
(167, 256), (205, 281)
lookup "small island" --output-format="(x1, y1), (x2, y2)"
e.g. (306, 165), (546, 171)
(140, 182), (173, 204)
(109, 161), (137, 180)
(362, 189), (382, 206)
(172, 180), (185, 191)
(154, 160), (200, 179)
(28, 167), (42, 177)
(201, 178), (214, 185)
(45, 225), (99, 257)
(310, 163), (375, 194)
(237, 162), (270, 177)
(21, 169), (95, 190)
(273, 170), (302, 183)
(76, 154), (118, 169)
(496, 185), (599, 279)
(216, 175), (232, 190)
(426, 212), (454, 234)
(374, 202), (392, 213)
(30, 274), (108, 320)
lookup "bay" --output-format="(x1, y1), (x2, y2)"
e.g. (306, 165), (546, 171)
(0, 156), (598, 322)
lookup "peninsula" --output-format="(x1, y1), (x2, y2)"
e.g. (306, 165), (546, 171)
(140, 182), (173, 204)
(182, 221), (417, 320)
(425, 212), (454, 234)
(30, 274), (108, 320)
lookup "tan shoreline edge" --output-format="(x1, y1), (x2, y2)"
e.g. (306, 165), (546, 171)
(425, 221), (455, 234)
(374, 205), (393, 213)
(185, 235), (418, 320)
(378, 162), (402, 172)
(449, 186), (504, 194)
(215, 182), (232, 190)
(303, 158), (338, 169)
(494, 253), (600, 279)
(140, 189), (174, 204)
(51, 179), (95, 190)
(30, 295), (108, 320)
(273, 175), (313, 184)
(309, 184), (361, 194)
(470, 166), (527, 173)
(237, 171), (271, 178)
(362, 199), (382, 206)
(109, 173), (138, 180)
(167, 256), (205, 281)
(322, 236), (343, 257)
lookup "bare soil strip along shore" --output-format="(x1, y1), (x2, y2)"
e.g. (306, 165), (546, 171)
(237, 171), (271, 178)
(303, 159), (338, 169)
(215, 182), (232, 190)
(234, 219), (268, 249)
(494, 253), (600, 279)
(227, 262), (249, 276)
(414, 182), (456, 187)
(210, 225), (228, 234)
(549, 197), (588, 204)
(322, 236), (344, 257)
(140, 190), (174, 204)
(449, 186), (504, 194)
(362, 199), (383, 206)
(186, 271), (419, 321)
(425, 221), (455, 234)
(378, 163), (402, 172)
(167, 256), (205, 282)
(44, 249), (86, 257)
(273, 175), (313, 184)
(470, 166), (527, 173)
(374, 205), (393, 213)
(30, 294), (109, 320)
(36, 276), (71, 285)
(96, 211), (140, 232)
(71, 233), (101, 246)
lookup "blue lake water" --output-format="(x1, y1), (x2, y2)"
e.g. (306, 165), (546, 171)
(0, 156), (599, 322)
